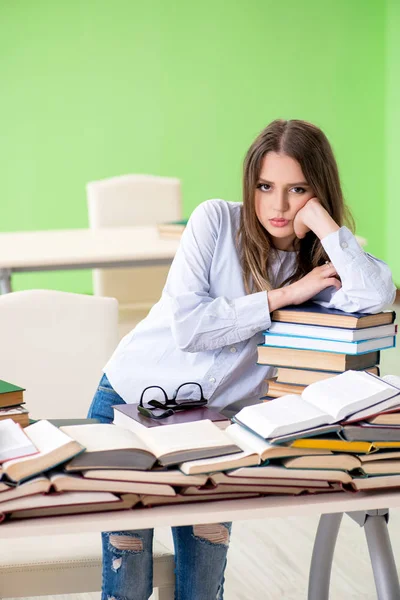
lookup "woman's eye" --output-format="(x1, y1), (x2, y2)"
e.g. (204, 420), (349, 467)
(291, 187), (306, 194)
(257, 183), (271, 192)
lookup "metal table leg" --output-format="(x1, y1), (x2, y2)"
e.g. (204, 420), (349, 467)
(0, 269), (12, 294)
(348, 509), (400, 600)
(308, 512), (343, 600)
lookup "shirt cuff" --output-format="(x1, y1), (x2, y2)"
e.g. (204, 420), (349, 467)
(321, 226), (364, 273)
(234, 291), (271, 334)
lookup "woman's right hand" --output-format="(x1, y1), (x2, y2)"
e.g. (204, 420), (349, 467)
(268, 263), (341, 311)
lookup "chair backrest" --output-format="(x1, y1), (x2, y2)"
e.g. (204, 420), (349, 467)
(86, 174), (182, 307)
(0, 290), (119, 419)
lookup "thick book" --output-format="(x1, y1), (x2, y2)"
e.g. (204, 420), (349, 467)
(290, 436), (378, 454)
(179, 482), (325, 496)
(261, 333), (395, 355)
(1, 420), (84, 483)
(83, 468), (209, 487)
(267, 321), (397, 342)
(270, 303), (396, 329)
(0, 379), (25, 409)
(341, 424), (400, 443)
(352, 474), (400, 492)
(63, 421), (240, 470)
(50, 472), (176, 497)
(0, 419), (37, 463)
(213, 466), (352, 486)
(282, 453), (361, 472)
(257, 346), (379, 370)
(233, 371), (400, 441)
(275, 366), (380, 386)
(139, 492), (259, 507)
(113, 403), (229, 431)
(0, 406), (29, 427)
(266, 380), (305, 398)
(210, 470), (333, 489)
(0, 491), (139, 521)
(179, 424), (333, 475)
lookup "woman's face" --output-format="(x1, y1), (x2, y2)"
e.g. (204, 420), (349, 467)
(254, 151), (314, 250)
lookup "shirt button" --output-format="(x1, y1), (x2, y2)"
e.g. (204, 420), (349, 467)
(230, 347), (237, 353)
(341, 242), (348, 249)
(209, 377), (216, 383)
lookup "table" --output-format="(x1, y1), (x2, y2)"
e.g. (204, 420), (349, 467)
(0, 489), (399, 599)
(0, 226), (180, 294)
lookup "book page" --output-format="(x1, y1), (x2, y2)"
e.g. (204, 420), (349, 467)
(60, 424), (150, 453)
(0, 420), (36, 454)
(382, 374), (400, 389)
(235, 396), (327, 439)
(302, 371), (398, 421)
(226, 423), (274, 455)
(139, 420), (234, 458)
(20, 420), (76, 456)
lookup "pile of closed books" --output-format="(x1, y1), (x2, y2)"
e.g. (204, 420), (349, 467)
(0, 379), (29, 427)
(260, 303), (396, 398)
(2, 306), (400, 521)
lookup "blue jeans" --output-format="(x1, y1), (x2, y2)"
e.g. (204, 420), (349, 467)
(88, 374), (232, 600)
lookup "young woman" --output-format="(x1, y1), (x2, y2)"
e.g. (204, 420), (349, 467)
(88, 119), (396, 600)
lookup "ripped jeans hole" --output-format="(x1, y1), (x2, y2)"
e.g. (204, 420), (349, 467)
(193, 523), (230, 546)
(109, 534), (144, 552)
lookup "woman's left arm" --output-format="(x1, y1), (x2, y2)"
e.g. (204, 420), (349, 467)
(294, 199), (396, 313)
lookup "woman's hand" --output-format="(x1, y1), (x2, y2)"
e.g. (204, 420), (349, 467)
(268, 263), (341, 310)
(293, 197), (339, 240)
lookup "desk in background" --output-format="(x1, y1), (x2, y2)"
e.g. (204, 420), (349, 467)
(0, 226), (180, 294)
(0, 226), (366, 295)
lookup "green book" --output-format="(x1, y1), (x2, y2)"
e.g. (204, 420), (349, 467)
(0, 379), (25, 408)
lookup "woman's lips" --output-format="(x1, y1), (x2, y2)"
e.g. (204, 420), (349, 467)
(269, 218), (289, 228)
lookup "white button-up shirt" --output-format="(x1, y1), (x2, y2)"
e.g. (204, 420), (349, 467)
(105, 199), (396, 409)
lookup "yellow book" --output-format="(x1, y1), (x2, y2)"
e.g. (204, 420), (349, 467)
(290, 437), (377, 454)
(374, 442), (400, 449)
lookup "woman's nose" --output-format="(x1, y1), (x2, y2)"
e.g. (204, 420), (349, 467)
(272, 191), (289, 213)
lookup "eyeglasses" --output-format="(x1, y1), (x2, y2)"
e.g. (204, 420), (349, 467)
(138, 382), (208, 420)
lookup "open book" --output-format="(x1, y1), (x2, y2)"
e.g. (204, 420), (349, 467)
(233, 371), (400, 441)
(0, 419), (37, 463)
(0, 491), (139, 521)
(1, 420), (84, 483)
(179, 424), (332, 475)
(63, 421), (240, 470)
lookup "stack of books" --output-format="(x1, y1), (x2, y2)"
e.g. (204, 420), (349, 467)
(0, 379), (29, 427)
(259, 304), (396, 398)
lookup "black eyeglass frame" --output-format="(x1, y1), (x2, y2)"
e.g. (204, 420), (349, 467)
(137, 382), (208, 420)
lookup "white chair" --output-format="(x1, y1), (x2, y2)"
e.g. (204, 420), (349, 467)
(87, 174), (182, 325)
(0, 290), (175, 599)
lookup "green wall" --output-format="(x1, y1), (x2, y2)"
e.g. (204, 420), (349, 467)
(386, 0), (400, 285)
(0, 0), (388, 293)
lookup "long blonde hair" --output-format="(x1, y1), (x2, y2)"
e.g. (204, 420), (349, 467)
(238, 119), (354, 294)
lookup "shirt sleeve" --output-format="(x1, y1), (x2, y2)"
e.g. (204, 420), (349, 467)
(164, 200), (271, 353)
(312, 226), (396, 313)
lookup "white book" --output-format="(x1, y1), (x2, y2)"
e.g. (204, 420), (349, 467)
(267, 322), (397, 342)
(262, 333), (395, 354)
(234, 371), (400, 440)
